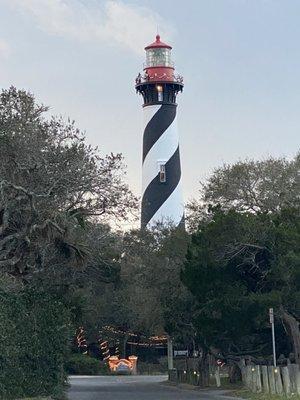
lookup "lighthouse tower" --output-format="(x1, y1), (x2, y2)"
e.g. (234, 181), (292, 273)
(136, 35), (184, 229)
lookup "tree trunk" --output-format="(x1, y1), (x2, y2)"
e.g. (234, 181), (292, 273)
(198, 349), (210, 387)
(122, 334), (129, 358)
(281, 309), (300, 365)
(229, 363), (242, 383)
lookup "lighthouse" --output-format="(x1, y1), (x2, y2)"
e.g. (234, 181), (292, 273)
(136, 35), (184, 229)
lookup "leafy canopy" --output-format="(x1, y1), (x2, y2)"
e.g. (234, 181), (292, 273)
(182, 206), (300, 358)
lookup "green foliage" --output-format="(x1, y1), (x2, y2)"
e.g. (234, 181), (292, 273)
(0, 86), (136, 281)
(0, 86), (136, 398)
(187, 153), (299, 231)
(0, 284), (72, 400)
(182, 207), (300, 357)
(234, 388), (300, 400)
(65, 354), (109, 375)
(91, 226), (191, 338)
(137, 359), (168, 375)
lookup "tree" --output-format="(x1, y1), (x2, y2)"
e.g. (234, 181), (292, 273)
(119, 226), (192, 339)
(0, 277), (72, 399)
(81, 224), (194, 359)
(187, 154), (299, 230)
(0, 86), (137, 399)
(182, 207), (300, 371)
(0, 86), (137, 280)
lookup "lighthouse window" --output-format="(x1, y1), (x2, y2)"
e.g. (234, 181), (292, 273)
(156, 84), (163, 102)
(159, 164), (166, 183)
(146, 48), (172, 67)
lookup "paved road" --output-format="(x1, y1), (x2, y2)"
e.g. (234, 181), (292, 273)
(68, 375), (234, 400)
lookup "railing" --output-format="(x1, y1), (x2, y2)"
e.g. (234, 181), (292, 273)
(135, 73), (184, 85)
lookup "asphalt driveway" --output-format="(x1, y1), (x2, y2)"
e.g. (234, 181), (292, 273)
(68, 375), (238, 400)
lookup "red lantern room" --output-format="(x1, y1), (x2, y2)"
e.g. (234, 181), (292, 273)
(144, 34), (174, 82)
(135, 35), (183, 106)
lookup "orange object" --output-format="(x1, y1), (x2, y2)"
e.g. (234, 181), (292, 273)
(108, 355), (138, 374)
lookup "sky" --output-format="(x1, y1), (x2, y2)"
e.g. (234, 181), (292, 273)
(0, 0), (299, 203)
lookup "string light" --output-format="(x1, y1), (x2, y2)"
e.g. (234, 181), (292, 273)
(98, 337), (110, 362)
(127, 341), (166, 347)
(76, 327), (87, 354)
(99, 325), (168, 349)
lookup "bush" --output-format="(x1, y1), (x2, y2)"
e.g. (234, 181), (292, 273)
(137, 359), (168, 375)
(65, 354), (108, 375)
(0, 284), (72, 400)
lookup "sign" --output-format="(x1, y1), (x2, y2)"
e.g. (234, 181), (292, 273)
(269, 308), (274, 324)
(174, 350), (188, 357)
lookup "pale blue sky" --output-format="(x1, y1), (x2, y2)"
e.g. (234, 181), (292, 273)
(0, 0), (299, 202)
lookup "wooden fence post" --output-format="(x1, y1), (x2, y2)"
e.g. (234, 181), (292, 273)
(242, 366), (247, 387)
(189, 370), (193, 385)
(256, 365), (262, 393)
(195, 370), (199, 386)
(251, 366), (257, 392)
(282, 366), (291, 396)
(241, 364), (300, 396)
(179, 370), (185, 383)
(261, 365), (269, 393)
(268, 366), (276, 394)
(245, 365), (252, 389)
(215, 366), (221, 388)
(289, 365), (299, 395)
(287, 364), (295, 393)
(190, 370), (194, 384)
(168, 369), (177, 383)
(178, 370), (181, 383)
(184, 370), (188, 383)
(274, 367), (283, 395)
(239, 359), (246, 384)
(295, 365), (300, 395)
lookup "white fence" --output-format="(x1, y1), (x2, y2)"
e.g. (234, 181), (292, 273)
(242, 364), (300, 396)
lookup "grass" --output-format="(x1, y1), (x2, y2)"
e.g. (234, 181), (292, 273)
(208, 376), (244, 390)
(231, 388), (300, 400)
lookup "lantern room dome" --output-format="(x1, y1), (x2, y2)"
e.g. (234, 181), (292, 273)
(145, 34), (172, 50)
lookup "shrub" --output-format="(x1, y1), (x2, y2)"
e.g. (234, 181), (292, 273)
(65, 354), (108, 375)
(0, 284), (72, 400)
(137, 359), (168, 375)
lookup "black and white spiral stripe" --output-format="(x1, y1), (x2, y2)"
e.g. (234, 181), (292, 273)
(141, 103), (184, 228)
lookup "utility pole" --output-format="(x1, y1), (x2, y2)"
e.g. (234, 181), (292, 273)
(167, 336), (174, 370)
(269, 308), (277, 367)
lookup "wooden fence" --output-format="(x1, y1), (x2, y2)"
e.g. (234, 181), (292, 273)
(242, 364), (300, 396)
(170, 356), (300, 397)
(169, 368), (201, 386)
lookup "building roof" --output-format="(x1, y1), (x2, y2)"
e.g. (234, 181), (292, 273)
(145, 35), (172, 50)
